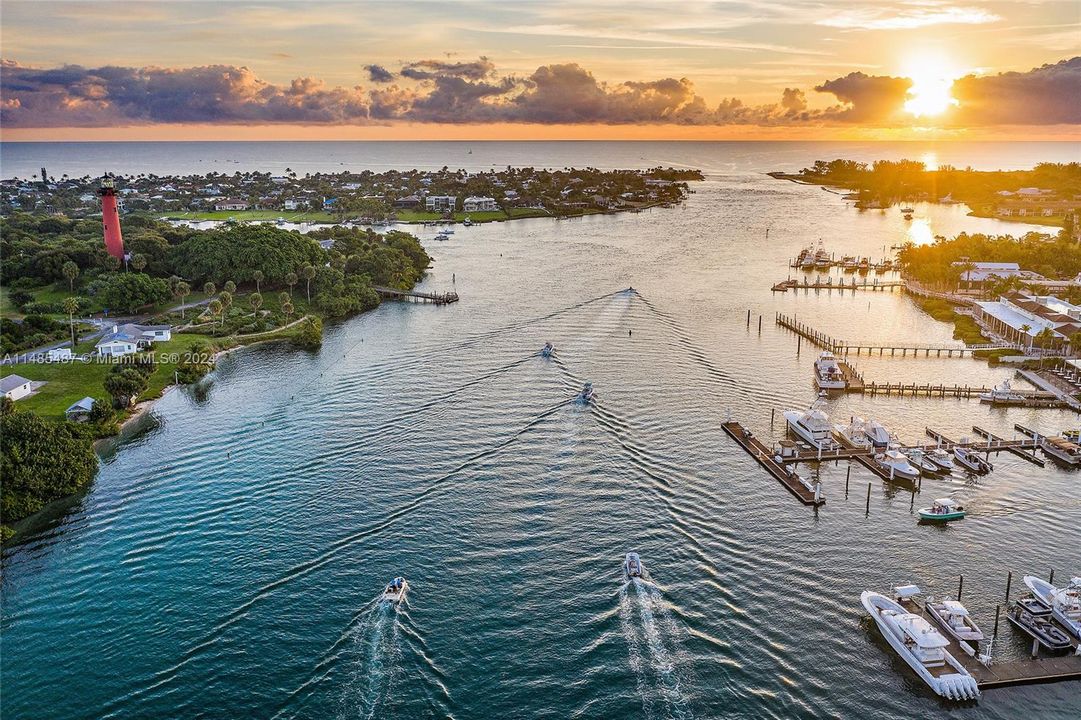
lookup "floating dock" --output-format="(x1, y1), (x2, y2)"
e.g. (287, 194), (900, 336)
(722, 421), (824, 506)
(897, 595), (1081, 690)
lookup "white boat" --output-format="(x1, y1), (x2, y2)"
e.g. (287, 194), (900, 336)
(1024, 576), (1081, 640)
(540, 342), (554, 358)
(906, 448), (943, 475)
(578, 381), (595, 403)
(1063, 429), (1080, 443)
(927, 599), (984, 644)
(918, 498), (966, 523)
(434, 231), (450, 241)
(979, 379), (1026, 406)
(1040, 436), (1081, 465)
(440, 226), (455, 235)
(784, 398), (837, 450)
(814, 351), (846, 390)
(835, 416), (874, 449)
(861, 419), (893, 449)
(861, 590), (981, 700)
(382, 577), (407, 603)
(927, 448), (955, 472)
(953, 445), (992, 474)
(875, 448), (921, 481)
(624, 552), (643, 579)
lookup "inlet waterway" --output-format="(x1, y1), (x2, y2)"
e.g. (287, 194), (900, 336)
(2, 142), (1079, 719)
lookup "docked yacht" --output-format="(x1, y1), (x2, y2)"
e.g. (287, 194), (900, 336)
(578, 381), (595, 403)
(814, 351), (846, 390)
(918, 498), (965, 522)
(861, 589), (981, 700)
(979, 379), (1026, 406)
(906, 448), (944, 475)
(1023, 576), (1081, 640)
(1007, 602), (1073, 651)
(784, 399), (837, 450)
(857, 258), (870, 274)
(835, 416), (874, 449)
(382, 577), (407, 603)
(841, 256), (859, 272)
(540, 342), (554, 358)
(927, 447), (955, 473)
(875, 448), (921, 481)
(624, 552), (643, 579)
(927, 599), (984, 645)
(1041, 435), (1081, 465)
(953, 446), (992, 475)
(861, 419), (893, 449)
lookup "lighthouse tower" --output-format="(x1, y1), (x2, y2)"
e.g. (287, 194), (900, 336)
(99, 176), (125, 260)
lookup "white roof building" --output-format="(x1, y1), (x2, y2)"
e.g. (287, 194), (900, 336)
(1, 374), (33, 401)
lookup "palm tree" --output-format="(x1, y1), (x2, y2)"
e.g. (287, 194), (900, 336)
(203, 281), (216, 297)
(224, 280), (237, 294)
(253, 270), (264, 292)
(175, 281), (191, 318)
(63, 296), (79, 348)
(278, 291), (290, 306)
(285, 272), (298, 298)
(62, 261), (80, 292)
(1019, 323), (1032, 350)
(208, 299), (224, 328)
(130, 253), (147, 272)
(249, 292), (264, 317)
(282, 301), (295, 323)
(302, 265), (316, 302)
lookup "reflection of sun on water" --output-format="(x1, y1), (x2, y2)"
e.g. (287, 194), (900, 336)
(920, 152), (939, 171)
(907, 218), (935, 246)
(902, 55), (960, 118)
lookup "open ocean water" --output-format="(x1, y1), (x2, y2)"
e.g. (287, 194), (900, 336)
(2, 141), (1079, 719)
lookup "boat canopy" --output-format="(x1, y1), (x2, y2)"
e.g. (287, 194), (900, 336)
(941, 600), (969, 616)
(894, 584), (921, 599)
(898, 614), (950, 647)
(934, 498), (957, 507)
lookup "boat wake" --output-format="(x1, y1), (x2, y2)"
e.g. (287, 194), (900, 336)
(618, 578), (693, 720)
(335, 599), (404, 720)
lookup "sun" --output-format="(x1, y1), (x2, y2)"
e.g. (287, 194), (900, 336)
(902, 55), (960, 118)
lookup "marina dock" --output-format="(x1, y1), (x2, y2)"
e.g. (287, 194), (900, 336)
(897, 595), (1081, 690)
(771, 278), (905, 293)
(722, 421), (824, 506)
(776, 313), (1007, 357)
(972, 426), (1045, 467)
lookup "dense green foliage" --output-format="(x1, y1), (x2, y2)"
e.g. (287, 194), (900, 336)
(1, 410), (98, 535)
(168, 224), (325, 285)
(899, 231), (1081, 286)
(0, 315), (66, 354)
(91, 272), (172, 313)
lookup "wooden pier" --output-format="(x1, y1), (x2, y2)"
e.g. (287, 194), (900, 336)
(924, 427), (1040, 453)
(722, 421), (825, 506)
(771, 278), (904, 293)
(373, 286), (459, 304)
(972, 426), (1045, 467)
(775, 313), (1007, 358)
(897, 595), (1081, 690)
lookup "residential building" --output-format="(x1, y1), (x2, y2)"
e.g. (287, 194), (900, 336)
(425, 195), (457, 212)
(283, 199), (301, 211)
(1, 374), (33, 401)
(393, 195), (421, 209)
(214, 198), (249, 211)
(463, 196), (498, 212)
(95, 323), (172, 357)
(974, 291), (1081, 347)
(955, 261), (1021, 284)
(65, 397), (96, 421)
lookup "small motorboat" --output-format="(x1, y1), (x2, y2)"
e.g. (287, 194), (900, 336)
(906, 448), (944, 475)
(927, 448), (955, 473)
(440, 226), (455, 235)
(953, 446), (992, 475)
(624, 552), (643, 579)
(979, 379), (1026, 406)
(861, 419), (893, 449)
(927, 599), (984, 644)
(1023, 576), (1081, 640)
(900, 207), (915, 214)
(578, 381), (595, 403)
(1016, 594), (1052, 617)
(903, 213), (913, 221)
(861, 590), (981, 700)
(540, 342), (554, 358)
(876, 448), (921, 481)
(1007, 603), (1073, 651)
(918, 498), (966, 523)
(434, 231), (450, 241)
(382, 576), (407, 603)
(463, 217), (473, 226)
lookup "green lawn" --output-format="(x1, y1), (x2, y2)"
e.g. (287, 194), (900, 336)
(5, 332), (208, 419)
(164, 210), (338, 223)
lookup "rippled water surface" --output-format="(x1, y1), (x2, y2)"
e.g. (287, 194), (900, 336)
(2, 142), (1080, 719)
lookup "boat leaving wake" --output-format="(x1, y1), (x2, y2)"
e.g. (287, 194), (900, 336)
(619, 577), (694, 720)
(336, 596), (405, 720)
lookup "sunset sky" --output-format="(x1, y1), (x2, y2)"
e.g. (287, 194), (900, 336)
(2, 0), (1079, 140)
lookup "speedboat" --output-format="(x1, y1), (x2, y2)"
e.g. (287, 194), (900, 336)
(440, 226), (455, 235)
(434, 231), (450, 241)
(463, 217), (473, 226)
(835, 416), (874, 449)
(876, 448), (921, 481)
(814, 351), (846, 390)
(783, 398), (837, 450)
(382, 577), (407, 603)
(578, 381), (595, 403)
(861, 419), (893, 449)
(1041, 435), (1081, 465)
(927, 448), (955, 473)
(906, 448), (944, 475)
(953, 446), (992, 475)
(1007, 603), (1073, 651)
(979, 379), (1026, 406)
(861, 590), (981, 700)
(918, 498), (966, 522)
(624, 552), (643, 579)
(927, 599), (984, 644)
(1023, 576), (1081, 640)
(540, 342), (554, 358)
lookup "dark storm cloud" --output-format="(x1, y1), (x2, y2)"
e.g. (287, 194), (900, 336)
(2, 55), (1078, 128)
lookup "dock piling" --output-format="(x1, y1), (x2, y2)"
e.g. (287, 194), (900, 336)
(865, 483), (871, 514)
(770, 409), (775, 428)
(958, 575), (964, 602)
(746, 309), (751, 328)
(1005, 571), (1012, 604)
(1050, 569), (1055, 584)
(993, 605), (1001, 637)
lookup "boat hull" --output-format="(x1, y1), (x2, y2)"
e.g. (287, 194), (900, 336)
(918, 510), (965, 522)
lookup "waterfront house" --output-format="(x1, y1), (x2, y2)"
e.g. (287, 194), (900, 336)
(425, 195), (457, 212)
(393, 195), (421, 209)
(283, 199), (301, 211)
(1, 374), (33, 401)
(214, 198), (249, 211)
(65, 397), (96, 421)
(974, 292), (1081, 348)
(95, 323), (172, 357)
(463, 196), (498, 212)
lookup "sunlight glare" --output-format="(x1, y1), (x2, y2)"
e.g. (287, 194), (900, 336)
(907, 218), (935, 246)
(902, 55), (959, 117)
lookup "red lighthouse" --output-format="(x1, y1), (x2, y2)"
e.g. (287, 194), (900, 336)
(99, 176), (125, 260)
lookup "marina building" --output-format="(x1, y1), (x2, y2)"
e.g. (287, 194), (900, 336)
(974, 291), (1081, 348)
